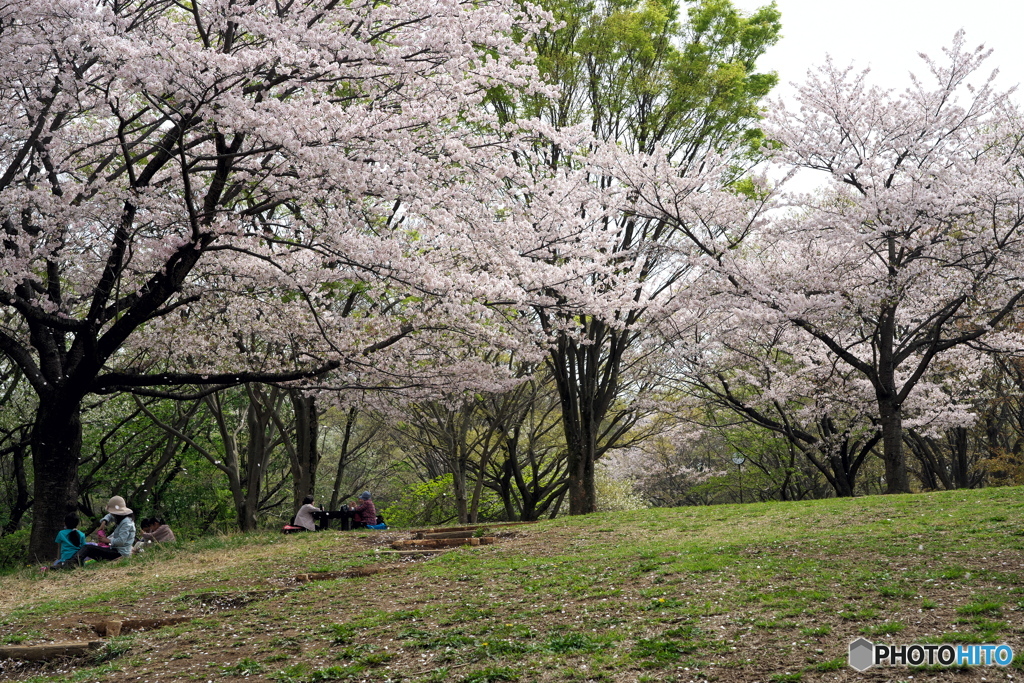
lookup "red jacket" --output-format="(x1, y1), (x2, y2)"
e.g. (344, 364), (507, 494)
(351, 499), (376, 525)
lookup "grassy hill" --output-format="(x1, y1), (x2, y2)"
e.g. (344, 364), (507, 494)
(1, 488), (1022, 682)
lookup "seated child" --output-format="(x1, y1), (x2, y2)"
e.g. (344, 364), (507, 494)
(134, 517), (176, 552)
(53, 512), (86, 568)
(141, 517), (176, 543)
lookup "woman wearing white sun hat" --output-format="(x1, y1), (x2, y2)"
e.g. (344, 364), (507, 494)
(74, 496), (137, 565)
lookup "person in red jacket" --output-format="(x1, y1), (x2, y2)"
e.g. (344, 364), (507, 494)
(350, 492), (376, 528)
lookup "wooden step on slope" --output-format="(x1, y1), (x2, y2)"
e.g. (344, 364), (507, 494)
(295, 566), (392, 582)
(391, 537), (496, 550)
(376, 549), (450, 556)
(415, 530), (476, 540)
(87, 616), (193, 637)
(404, 521), (537, 535)
(0, 641), (105, 661)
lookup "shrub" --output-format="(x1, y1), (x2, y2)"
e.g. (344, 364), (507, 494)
(0, 529), (29, 572)
(595, 468), (647, 512)
(381, 475), (504, 527)
(382, 475), (458, 528)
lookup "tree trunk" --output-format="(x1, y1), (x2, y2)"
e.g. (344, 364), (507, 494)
(496, 454), (517, 520)
(950, 427), (971, 489)
(28, 399), (83, 562)
(240, 387), (277, 531)
(826, 452), (855, 497)
(2, 428), (32, 535)
(877, 395), (911, 494)
(565, 429), (597, 514)
(329, 407), (359, 511)
(289, 390), (319, 512)
(906, 430), (949, 490)
(548, 332), (619, 516)
(452, 461), (469, 524)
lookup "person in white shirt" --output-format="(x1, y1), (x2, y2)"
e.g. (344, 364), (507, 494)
(293, 495), (319, 531)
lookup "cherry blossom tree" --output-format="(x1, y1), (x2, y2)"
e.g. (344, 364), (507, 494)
(718, 36), (1024, 493)
(491, 0), (781, 514)
(667, 316), (883, 497)
(599, 423), (726, 506)
(0, 0), (599, 559)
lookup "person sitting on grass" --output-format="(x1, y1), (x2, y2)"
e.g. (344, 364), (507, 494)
(350, 491), (376, 529)
(140, 517), (176, 543)
(134, 517), (176, 553)
(74, 496), (136, 565)
(52, 512), (86, 569)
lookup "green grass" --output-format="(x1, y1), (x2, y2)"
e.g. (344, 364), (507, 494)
(859, 621), (906, 637)
(2, 487), (1024, 682)
(956, 599), (1003, 616)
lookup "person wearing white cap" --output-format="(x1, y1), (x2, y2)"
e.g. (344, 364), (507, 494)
(74, 496), (137, 565)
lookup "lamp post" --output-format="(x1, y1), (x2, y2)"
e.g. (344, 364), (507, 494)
(731, 454), (745, 504)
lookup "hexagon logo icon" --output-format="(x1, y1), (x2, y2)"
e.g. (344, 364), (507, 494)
(849, 637), (874, 672)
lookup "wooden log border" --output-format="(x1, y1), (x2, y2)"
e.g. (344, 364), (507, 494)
(0, 641), (105, 661)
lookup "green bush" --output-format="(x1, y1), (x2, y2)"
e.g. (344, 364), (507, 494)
(382, 474), (457, 528)
(381, 474), (505, 528)
(0, 529), (29, 572)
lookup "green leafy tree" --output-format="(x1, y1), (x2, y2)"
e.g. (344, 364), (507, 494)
(493, 0), (781, 513)
(382, 475), (461, 528)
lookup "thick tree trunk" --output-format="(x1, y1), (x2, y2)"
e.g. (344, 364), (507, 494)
(826, 454), (856, 497)
(878, 396), (911, 494)
(548, 333), (617, 516)
(950, 427), (971, 488)
(225, 465), (249, 531)
(28, 399), (83, 562)
(565, 430), (597, 514)
(497, 455), (517, 520)
(289, 391), (319, 512)
(240, 395), (270, 532)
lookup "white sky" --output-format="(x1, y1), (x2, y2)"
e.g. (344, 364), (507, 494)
(729, 0), (1024, 99)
